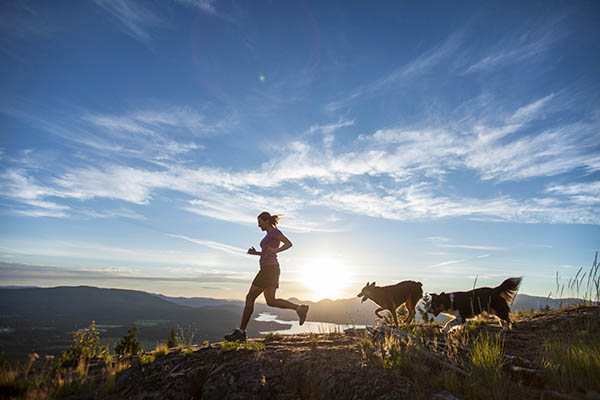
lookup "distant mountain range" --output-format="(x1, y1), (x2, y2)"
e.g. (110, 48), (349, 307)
(0, 286), (286, 359)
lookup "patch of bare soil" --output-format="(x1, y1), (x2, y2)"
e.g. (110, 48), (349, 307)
(98, 334), (413, 400)
(504, 306), (598, 362)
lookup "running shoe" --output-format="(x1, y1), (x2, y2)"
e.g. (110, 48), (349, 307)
(297, 305), (309, 326)
(224, 328), (246, 342)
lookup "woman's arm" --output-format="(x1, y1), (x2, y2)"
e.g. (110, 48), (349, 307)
(273, 231), (293, 253)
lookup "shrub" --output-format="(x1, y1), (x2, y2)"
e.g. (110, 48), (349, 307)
(59, 321), (107, 366)
(167, 328), (178, 348)
(115, 325), (141, 356)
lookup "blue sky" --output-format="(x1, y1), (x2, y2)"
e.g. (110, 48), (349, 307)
(1, 0), (599, 301)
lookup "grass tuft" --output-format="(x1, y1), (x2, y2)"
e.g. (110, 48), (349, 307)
(263, 332), (283, 342)
(219, 341), (265, 353)
(154, 342), (169, 357)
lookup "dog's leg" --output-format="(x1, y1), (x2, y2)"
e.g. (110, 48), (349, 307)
(404, 299), (415, 323)
(390, 307), (399, 327)
(374, 307), (385, 319)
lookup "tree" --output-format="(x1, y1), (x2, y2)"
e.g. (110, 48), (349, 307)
(167, 328), (178, 348)
(115, 325), (141, 356)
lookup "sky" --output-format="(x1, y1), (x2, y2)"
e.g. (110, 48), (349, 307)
(1, 0), (599, 302)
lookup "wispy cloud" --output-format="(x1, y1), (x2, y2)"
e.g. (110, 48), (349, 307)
(545, 181), (600, 206)
(464, 15), (566, 74)
(440, 244), (504, 251)
(0, 261), (247, 285)
(80, 208), (146, 220)
(167, 234), (247, 256)
(173, 0), (216, 14)
(0, 1), (59, 47)
(0, 239), (244, 269)
(431, 259), (463, 268)
(426, 237), (504, 251)
(306, 119), (355, 135)
(2, 90), (598, 227)
(326, 32), (464, 112)
(0, 104), (231, 165)
(95, 0), (163, 43)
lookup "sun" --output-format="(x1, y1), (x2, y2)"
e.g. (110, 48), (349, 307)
(300, 258), (349, 300)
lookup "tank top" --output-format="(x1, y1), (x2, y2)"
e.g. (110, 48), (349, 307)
(259, 227), (281, 267)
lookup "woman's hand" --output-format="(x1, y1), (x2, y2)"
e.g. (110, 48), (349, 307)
(247, 247), (261, 255)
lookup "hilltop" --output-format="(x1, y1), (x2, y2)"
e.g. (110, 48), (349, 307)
(3, 305), (597, 399)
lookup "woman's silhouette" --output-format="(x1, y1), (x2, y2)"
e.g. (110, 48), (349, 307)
(225, 212), (308, 342)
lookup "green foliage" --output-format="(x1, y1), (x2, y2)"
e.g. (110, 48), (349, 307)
(167, 328), (178, 348)
(381, 336), (404, 369)
(138, 354), (155, 365)
(541, 323), (600, 392)
(175, 325), (197, 348)
(115, 325), (141, 356)
(467, 333), (506, 398)
(59, 321), (107, 366)
(219, 341), (265, 353)
(53, 378), (92, 398)
(553, 251), (600, 307)
(377, 306), (408, 326)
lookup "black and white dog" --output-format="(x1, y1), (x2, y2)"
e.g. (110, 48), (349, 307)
(429, 277), (522, 333)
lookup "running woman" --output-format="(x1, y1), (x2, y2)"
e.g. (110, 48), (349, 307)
(224, 212), (309, 342)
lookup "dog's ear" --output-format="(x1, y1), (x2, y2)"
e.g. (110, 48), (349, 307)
(371, 281), (376, 287)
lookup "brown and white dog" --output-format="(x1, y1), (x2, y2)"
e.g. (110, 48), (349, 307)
(357, 281), (423, 326)
(429, 277), (522, 333)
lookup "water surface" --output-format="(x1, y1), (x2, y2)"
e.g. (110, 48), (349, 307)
(255, 312), (366, 334)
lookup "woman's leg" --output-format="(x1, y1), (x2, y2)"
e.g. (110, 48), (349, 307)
(263, 287), (299, 310)
(240, 285), (264, 331)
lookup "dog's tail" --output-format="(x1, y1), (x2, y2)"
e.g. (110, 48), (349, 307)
(495, 277), (522, 303)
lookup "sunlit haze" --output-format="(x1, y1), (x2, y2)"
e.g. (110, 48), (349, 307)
(1, 1), (599, 301)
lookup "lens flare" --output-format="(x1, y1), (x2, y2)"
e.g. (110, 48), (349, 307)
(301, 258), (349, 300)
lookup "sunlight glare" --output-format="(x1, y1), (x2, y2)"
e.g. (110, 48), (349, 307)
(300, 258), (349, 300)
